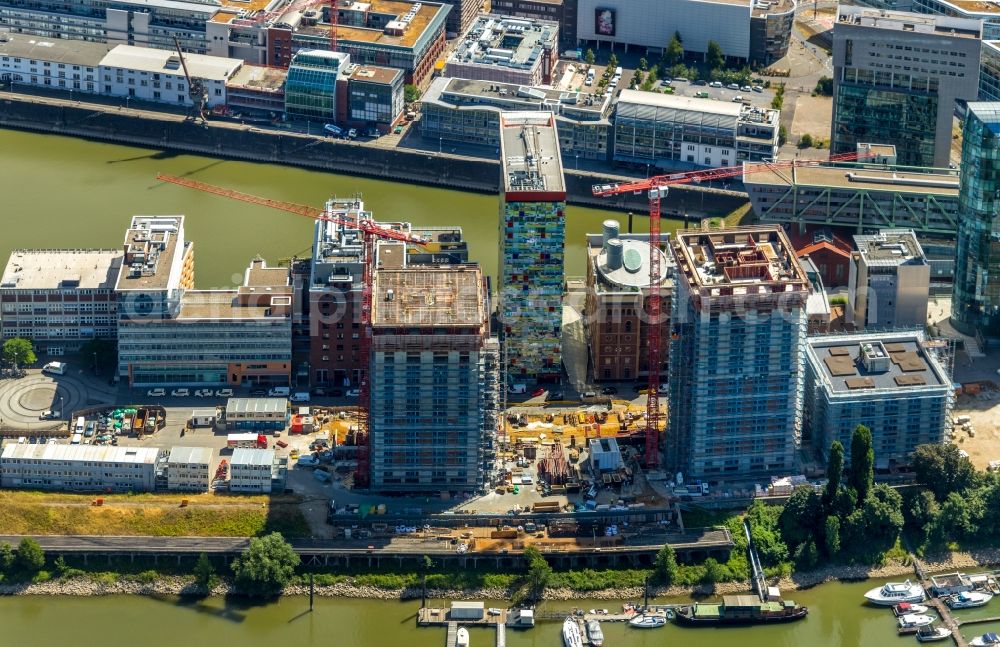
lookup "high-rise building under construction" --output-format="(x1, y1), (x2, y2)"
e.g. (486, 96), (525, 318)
(498, 111), (567, 382)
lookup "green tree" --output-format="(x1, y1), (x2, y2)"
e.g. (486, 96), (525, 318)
(193, 553), (217, 590)
(860, 485), (904, 559)
(794, 540), (819, 569)
(706, 40), (724, 71)
(403, 84), (421, 105)
(913, 443), (977, 501)
(701, 557), (727, 584)
(824, 440), (845, 508)
(231, 532), (300, 597)
(814, 76), (833, 96)
(664, 33), (684, 66)
(778, 124), (787, 147)
(978, 479), (1000, 537)
(654, 544), (678, 585)
(933, 491), (976, 543)
(15, 538), (44, 574)
(848, 425), (874, 506)
(2, 337), (36, 368)
(906, 489), (940, 544)
(823, 515), (841, 557)
(0, 543), (14, 573)
(831, 485), (857, 520)
(638, 57), (649, 71)
(779, 487), (822, 549)
(584, 48), (596, 65)
(607, 53), (619, 70)
(797, 133), (814, 149)
(523, 546), (552, 598)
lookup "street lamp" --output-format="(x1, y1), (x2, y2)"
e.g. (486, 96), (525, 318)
(92, 351), (97, 375)
(439, 137), (442, 154)
(575, 153), (579, 170)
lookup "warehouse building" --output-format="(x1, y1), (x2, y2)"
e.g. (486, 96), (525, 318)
(614, 90), (780, 170)
(848, 230), (930, 330)
(229, 447), (284, 493)
(165, 446), (214, 491)
(420, 76), (612, 160)
(223, 397), (289, 430)
(445, 15), (558, 87)
(575, 0), (794, 65)
(585, 220), (673, 382)
(0, 249), (122, 353)
(0, 444), (162, 491)
(0, 33), (112, 93)
(498, 111), (566, 381)
(369, 264), (499, 494)
(803, 332), (952, 467)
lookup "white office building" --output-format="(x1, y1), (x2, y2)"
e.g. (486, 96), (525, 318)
(0, 443), (162, 491)
(0, 33), (112, 92)
(848, 230), (930, 330)
(99, 44), (242, 107)
(229, 447), (279, 493)
(165, 446), (213, 491)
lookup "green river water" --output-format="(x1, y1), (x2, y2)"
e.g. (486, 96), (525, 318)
(0, 129), (998, 645)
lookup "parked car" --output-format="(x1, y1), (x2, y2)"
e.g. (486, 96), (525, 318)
(194, 388), (213, 397)
(39, 410), (60, 420)
(531, 387), (546, 398)
(216, 388), (234, 397)
(250, 388), (267, 397)
(297, 455), (320, 468)
(741, 85), (752, 92)
(394, 125), (403, 135)
(709, 81), (723, 88)
(601, 386), (618, 395)
(546, 391), (564, 401)
(693, 79), (707, 86)
(582, 391), (597, 399)
(147, 388), (166, 397)
(312, 387), (328, 396)
(752, 85), (763, 92)
(727, 83), (740, 90)
(171, 388), (190, 397)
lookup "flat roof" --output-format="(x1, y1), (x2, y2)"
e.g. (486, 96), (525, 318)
(372, 266), (484, 327)
(176, 290), (281, 320)
(590, 235), (672, 290)
(447, 15), (558, 71)
(742, 162), (960, 196)
(292, 0), (446, 49)
(752, 0), (794, 16)
(855, 230), (927, 266)
(167, 446), (213, 465)
(499, 111), (565, 194)
(244, 259), (289, 287)
(1, 249), (122, 291)
(936, 0), (1000, 16)
(673, 226), (810, 291)
(100, 45), (243, 81)
(836, 4), (982, 37)
(226, 63), (287, 91)
(218, 0), (275, 13)
(617, 89), (742, 117)
(426, 76), (610, 119)
(350, 65), (403, 84)
(231, 447), (275, 466)
(807, 333), (948, 394)
(116, 216), (184, 292)
(0, 33), (113, 67)
(226, 397), (288, 414)
(1, 443), (160, 464)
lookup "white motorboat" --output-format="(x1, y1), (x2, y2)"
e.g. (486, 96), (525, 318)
(629, 614), (667, 628)
(456, 627), (469, 647)
(971, 633), (1000, 647)
(562, 617), (584, 647)
(916, 626), (952, 643)
(898, 614), (935, 630)
(892, 602), (929, 616)
(586, 619), (605, 647)
(864, 580), (926, 606)
(947, 591), (993, 609)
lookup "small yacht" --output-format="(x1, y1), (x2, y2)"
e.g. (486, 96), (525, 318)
(864, 580), (926, 606)
(629, 614), (667, 628)
(971, 633), (1000, 647)
(897, 614), (935, 630)
(562, 617), (584, 647)
(947, 591), (993, 609)
(586, 619), (605, 647)
(892, 602), (929, 616)
(916, 626), (953, 643)
(456, 627), (469, 647)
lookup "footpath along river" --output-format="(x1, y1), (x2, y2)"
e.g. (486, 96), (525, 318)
(3, 579), (1000, 646)
(0, 128), (690, 286)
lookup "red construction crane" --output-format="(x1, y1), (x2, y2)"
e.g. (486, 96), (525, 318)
(591, 151), (874, 470)
(155, 173), (426, 488)
(330, 0), (338, 52)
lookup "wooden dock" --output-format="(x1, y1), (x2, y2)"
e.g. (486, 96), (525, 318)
(419, 606), (515, 647)
(445, 622), (458, 647)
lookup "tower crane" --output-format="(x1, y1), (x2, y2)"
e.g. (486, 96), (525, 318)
(155, 172), (427, 488)
(591, 150), (875, 469)
(172, 37), (207, 123)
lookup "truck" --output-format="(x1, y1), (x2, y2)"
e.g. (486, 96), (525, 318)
(227, 432), (267, 449)
(323, 123), (343, 137)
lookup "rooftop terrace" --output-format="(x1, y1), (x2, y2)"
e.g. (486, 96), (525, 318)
(673, 226), (809, 292)
(372, 266), (484, 327)
(807, 333), (948, 394)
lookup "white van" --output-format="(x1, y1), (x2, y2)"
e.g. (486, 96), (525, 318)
(42, 361), (67, 375)
(74, 416), (85, 434)
(585, 68), (595, 86)
(290, 392), (311, 403)
(268, 386), (290, 397)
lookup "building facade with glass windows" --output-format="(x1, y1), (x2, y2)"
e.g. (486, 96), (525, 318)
(348, 65), (403, 131)
(952, 103), (1000, 336)
(981, 41), (1000, 101)
(284, 49), (350, 121)
(830, 6), (981, 168)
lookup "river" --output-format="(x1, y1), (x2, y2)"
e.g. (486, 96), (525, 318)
(2, 579), (999, 646)
(0, 129), (692, 286)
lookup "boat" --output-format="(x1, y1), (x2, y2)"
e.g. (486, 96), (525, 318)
(916, 626), (953, 643)
(456, 627), (469, 647)
(893, 602), (929, 616)
(898, 614), (935, 630)
(674, 595), (809, 626)
(629, 614), (668, 628)
(586, 619), (605, 647)
(971, 633), (1000, 647)
(562, 617), (584, 647)
(947, 591), (993, 609)
(864, 580), (926, 606)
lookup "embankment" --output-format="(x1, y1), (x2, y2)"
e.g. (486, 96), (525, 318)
(0, 92), (747, 215)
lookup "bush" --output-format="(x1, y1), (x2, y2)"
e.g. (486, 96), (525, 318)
(193, 553), (218, 590)
(798, 134), (814, 149)
(654, 544), (678, 585)
(231, 532), (300, 597)
(15, 538), (45, 574)
(814, 76), (833, 96)
(778, 125), (787, 147)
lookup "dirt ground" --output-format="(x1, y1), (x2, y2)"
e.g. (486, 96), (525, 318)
(790, 95), (833, 141)
(950, 389), (1000, 469)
